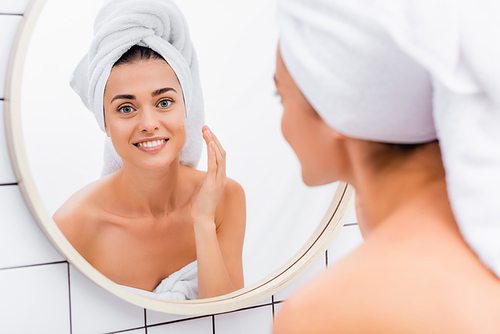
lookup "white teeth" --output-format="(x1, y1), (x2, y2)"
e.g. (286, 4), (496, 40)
(138, 139), (164, 148)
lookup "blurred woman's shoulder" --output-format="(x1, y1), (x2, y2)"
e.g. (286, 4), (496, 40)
(274, 232), (500, 334)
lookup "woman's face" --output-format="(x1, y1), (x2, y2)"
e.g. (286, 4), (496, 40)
(103, 59), (187, 171)
(274, 47), (345, 186)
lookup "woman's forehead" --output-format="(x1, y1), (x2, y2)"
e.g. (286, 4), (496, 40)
(106, 59), (182, 96)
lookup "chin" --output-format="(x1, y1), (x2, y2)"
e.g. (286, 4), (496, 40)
(301, 171), (324, 187)
(301, 168), (339, 187)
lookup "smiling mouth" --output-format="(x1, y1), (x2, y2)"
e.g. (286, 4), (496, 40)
(133, 139), (169, 148)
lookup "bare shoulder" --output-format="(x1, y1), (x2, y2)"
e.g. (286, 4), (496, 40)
(220, 177), (245, 207)
(216, 177), (246, 229)
(274, 246), (413, 334)
(274, 239), (500, 334)
(273, 247), (374, 334)
(52, 177), (109, 251)
(181, 165), (245, 197)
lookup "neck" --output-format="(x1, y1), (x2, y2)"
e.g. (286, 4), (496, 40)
(347, 142), (457, 238)
(112, 158), (183, 218)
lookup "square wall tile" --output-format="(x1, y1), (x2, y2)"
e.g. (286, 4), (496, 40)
(70, 265), (145, 334)
(0, 185), (64, 269)
(146, 309), (194, 327)
(0, 263), (70, 333)
(215, 305), (273, 334)
(327, 225), (364, 266)
(0, 15), (22, 97)
(273, 252), (326, 302)
(148, 316), (213, 334)
(0, 102), (16, 183)
(0, 1), (30, 14)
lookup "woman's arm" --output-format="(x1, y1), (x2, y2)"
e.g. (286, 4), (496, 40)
(191, 126), (246, 299)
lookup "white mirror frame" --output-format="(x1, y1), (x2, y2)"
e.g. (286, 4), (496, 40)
(4, 0), (354, 315)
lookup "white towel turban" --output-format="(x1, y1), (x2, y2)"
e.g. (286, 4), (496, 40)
(277, 0), (500, 277)
(70, 0), (204, 173)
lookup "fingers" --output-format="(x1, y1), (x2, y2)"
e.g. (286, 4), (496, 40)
(202, 126), (226, 184)
(210, 130), (226, 182)
(207, 141), (217, 178)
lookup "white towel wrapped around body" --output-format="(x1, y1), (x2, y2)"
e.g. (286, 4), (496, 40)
(119, 261), (198, 301)
(70, 0), (204, 172)
(277, 0), (500, 277)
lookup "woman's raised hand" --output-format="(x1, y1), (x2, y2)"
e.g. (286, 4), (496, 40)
(191, 125), (227, 224)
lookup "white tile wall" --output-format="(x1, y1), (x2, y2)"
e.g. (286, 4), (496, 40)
(0, 263), (70, 333)
(148, 316), (213, 334)
(0, 1), (31, 14)
(0, 3), (364, 333)
(0, 102), (16, 183)
(274, 253), (327, 302)
(120, 330), (146, 334)
(146, 309), (194, 327)
(0, 15), (21, 96)
(69, 265), (145, 334)
(0, 185), (64, 269)
(215, 305), (274, 334)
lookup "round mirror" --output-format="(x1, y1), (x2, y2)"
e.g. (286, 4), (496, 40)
(5, 0), (354, 314)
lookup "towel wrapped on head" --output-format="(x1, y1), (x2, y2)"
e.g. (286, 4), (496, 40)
(70, 0), (204, 173)
(277, 0), (500, 277)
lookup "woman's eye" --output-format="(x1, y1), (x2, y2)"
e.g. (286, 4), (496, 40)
(158, 100), (172, 108)
(119, 106), (134, 114)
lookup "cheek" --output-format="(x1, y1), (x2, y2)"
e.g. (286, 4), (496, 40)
(280, 105), (295, 145)
(167, 111), (187, 142)
(107, 119), (131, 139)
(280, 104), (309, 151)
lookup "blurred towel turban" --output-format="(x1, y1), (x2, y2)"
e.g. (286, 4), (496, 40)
(277, 0), (500, 277)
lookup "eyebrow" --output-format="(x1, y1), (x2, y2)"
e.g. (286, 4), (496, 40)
(110, 87), (178, 104)
(152, 87), (177, 97)
(110, 94), (135, 103)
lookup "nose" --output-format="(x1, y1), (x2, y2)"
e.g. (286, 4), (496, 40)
(139, 107), (160, 133)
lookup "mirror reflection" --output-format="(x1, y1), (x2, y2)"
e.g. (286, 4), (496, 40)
(21, 0), (339, 301)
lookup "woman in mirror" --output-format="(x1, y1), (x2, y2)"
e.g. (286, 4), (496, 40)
(273, 0), (500, 332)
(53, 0), (245, 300)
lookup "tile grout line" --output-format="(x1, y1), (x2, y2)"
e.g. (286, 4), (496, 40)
(0, 13), (23, 16)
(0, 183), (18, 187)
(105, 326), (147, 334)
(147, 314), (213, 328)
(144, 309), (148, 334)
(0, 260), (68, 271)
(212, 301), (275, 317)
(67, 263), (73, 334)
(271, 295), (275, 321)
(212, 315), (216, 334)
(148, 300), (276, 330)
